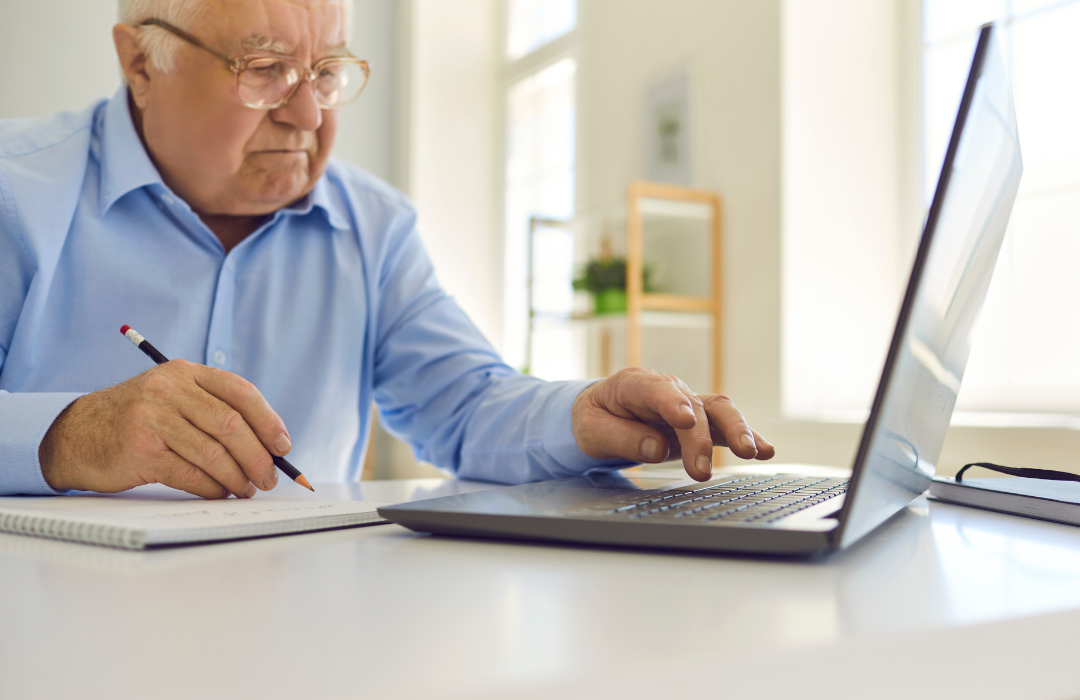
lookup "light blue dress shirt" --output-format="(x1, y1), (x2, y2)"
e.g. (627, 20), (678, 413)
(0, 88), (626, 496)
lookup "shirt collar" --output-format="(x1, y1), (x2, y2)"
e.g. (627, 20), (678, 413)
(302, 174), (350, 231)
(98, 86), (163, 215)
(98, 86), (350, 232)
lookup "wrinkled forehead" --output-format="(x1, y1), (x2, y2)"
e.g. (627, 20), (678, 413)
(198, 0), (350, 58)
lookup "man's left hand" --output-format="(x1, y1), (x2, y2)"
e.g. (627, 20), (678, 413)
(572, 368), (775, 480)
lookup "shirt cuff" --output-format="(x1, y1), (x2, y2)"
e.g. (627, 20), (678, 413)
(542, 380), (634, 476)
(0, 391), (84, 496)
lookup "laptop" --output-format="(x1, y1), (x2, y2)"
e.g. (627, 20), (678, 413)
(378, 23), (1023, 556)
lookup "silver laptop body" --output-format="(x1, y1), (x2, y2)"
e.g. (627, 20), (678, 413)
(379, 23), (1023, 556)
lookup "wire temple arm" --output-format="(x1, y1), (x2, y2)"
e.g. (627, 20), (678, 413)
(955, 462), (1080, 483)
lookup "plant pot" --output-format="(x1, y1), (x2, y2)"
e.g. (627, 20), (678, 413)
(593, 288), (627, 315)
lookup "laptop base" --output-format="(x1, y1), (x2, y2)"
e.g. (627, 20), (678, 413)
(379, 468), (842, 556)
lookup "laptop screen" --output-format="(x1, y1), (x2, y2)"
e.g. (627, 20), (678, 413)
(837, 23), (1023, 548)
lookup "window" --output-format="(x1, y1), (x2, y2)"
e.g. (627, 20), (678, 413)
(783, 0), (1080, 425)
(924, 0), (1080, 420)
(506, 0), (578, 60)
(501, 1), (579, 375)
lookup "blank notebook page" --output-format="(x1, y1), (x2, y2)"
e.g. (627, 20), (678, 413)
(0, 484), (385, 550)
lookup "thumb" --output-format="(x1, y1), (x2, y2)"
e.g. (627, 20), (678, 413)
(576, 410), (672, 463)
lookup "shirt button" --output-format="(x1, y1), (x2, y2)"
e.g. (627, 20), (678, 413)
(213, 350), (227, 365)
(161, 193), (175, 205)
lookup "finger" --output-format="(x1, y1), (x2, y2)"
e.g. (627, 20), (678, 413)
(190, 365), (292, 458)
(174, 389), (278, 492)
(662, 376), (714, 480)
(752, 430), (776, 461)
(151, 450), (231, 500)
(576, 408), (674, 463)
(161, 417), (257, 498)
(703, 395), (759, 460)
(608, 369), (697, 430)
(672, 392), (715, 481)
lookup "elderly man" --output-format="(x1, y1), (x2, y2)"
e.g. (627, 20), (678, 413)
(0, 0), (773, 499)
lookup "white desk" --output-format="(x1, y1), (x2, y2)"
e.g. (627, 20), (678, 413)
(3, 475), (1080, 700)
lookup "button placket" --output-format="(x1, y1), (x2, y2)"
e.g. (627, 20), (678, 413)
(205, 255), (236, 371)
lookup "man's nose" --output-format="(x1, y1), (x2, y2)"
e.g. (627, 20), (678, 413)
(270, 79), (323, 132)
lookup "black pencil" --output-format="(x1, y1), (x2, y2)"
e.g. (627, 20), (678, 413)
(119, 325), (313, 492)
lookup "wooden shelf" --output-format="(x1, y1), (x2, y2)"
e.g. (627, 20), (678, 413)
(565, 311), (712, 330)
(640, 293), (713, 312)
(640, 311), (711, 329)
(627, 180), (723, 394)
(638, 198), (713, 221)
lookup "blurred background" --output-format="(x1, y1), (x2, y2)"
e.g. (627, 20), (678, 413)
(4, 0), (1080, 480)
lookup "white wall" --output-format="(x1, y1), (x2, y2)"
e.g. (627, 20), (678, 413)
(0, 0), (121, 119)
(407, 0), (501, 348)
(334, 0), (401, 184)
(781, 0), (904, 421)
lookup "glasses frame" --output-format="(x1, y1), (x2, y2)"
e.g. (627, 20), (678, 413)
(138, 18), (370, 110)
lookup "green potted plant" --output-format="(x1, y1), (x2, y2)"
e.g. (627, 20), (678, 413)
(572, 258), (655, 315)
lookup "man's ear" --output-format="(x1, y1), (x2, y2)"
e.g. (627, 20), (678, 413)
(113, 24), (152, 109)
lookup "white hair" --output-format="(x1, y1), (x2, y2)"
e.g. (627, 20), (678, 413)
(118, 0), (354, 73)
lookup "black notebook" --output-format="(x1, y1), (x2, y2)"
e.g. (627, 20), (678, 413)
(929, 476), (1080, 527)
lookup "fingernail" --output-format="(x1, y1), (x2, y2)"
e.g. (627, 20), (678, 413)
(640, 436), (661, 462)
(274, 432), (292, 455)
(742, 433), (756, 450)
(243, 482), (257, 499)
(680, 405), (695, 420)
(696, 455), (712, 478)
(263, 470), (278, 491)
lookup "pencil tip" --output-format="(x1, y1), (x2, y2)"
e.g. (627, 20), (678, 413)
(297, 475), (313, 492)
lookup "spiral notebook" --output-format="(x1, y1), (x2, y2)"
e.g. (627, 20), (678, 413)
(0, 484), (387, 550)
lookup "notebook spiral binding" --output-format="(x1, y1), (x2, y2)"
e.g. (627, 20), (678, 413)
(0, 512), (145, 550)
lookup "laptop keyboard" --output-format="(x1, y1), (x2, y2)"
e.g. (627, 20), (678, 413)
(571, 475), (849, 525)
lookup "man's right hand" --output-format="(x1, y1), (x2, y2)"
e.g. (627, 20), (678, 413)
(39, 360), (292, 499)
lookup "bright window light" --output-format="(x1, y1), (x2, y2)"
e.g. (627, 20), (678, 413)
(923, 0), (1080, 417)
(784, 0), (1080, 424)
(528, 223), (582, 380)
(506, 0), (577, 60)
(503, 58), (577, 372)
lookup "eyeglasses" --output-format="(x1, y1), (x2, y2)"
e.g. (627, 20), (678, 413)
(139, 18), (370, 110)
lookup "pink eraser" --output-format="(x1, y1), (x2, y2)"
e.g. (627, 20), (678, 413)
(120, 325), (131, 335)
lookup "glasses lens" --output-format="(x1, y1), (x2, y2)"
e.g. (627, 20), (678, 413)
(313, 61), (369, 107)
(238, 58), (303, 108)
